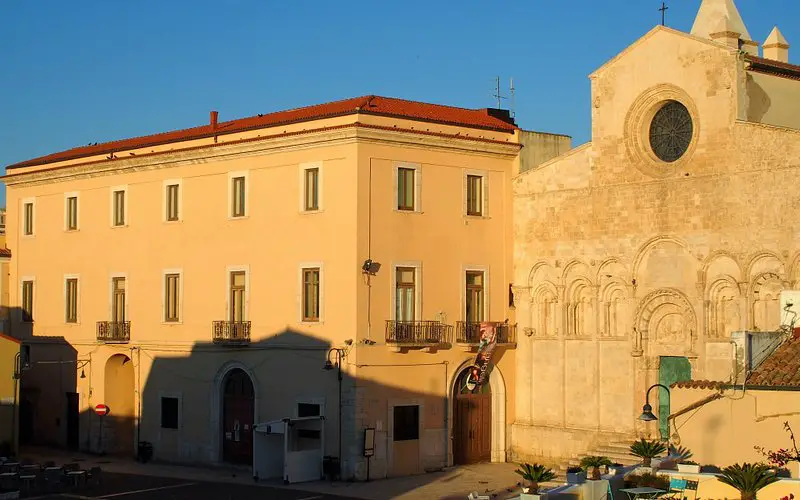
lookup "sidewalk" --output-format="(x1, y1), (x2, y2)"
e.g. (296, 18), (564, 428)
(20, 447), (528, 499)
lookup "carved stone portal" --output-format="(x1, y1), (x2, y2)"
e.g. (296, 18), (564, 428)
(635, 288), (697, 347)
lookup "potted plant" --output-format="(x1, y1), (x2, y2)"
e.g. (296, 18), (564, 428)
(566, 466), (586, 484)
(514, 463), (556, 498)
(580, 455), (612, 480)
(624, 473), (670, 491)
(630, 438), (667, 467)
(678, 459), (701, 474)
(718, 463), (779, 500)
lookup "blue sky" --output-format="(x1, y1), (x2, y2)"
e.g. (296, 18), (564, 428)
(1, 1), (797, 206)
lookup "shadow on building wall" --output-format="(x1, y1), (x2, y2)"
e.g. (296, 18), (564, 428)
(5, 308), (79, 451)
(14, 324), (514, 498)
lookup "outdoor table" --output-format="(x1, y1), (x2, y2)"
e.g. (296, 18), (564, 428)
(619, 487), (666, 499)
(67, 470), (87, 486)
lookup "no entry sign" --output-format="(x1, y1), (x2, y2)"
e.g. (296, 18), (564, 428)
(94, 404), (110, 416)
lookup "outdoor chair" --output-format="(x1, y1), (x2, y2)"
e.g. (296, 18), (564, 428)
(87, 467), (103, 486)
(663, 477), (688, 498)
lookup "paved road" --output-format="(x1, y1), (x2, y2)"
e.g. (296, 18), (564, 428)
(22, 472), (360, 500)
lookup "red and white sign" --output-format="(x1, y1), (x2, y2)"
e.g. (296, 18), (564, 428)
(94, 404), (110, 416)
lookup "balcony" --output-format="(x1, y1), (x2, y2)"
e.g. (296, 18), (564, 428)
(213, 321), (251, 345)
(385, 320), (452, 352)
(455, 321), (517, 351)
(96, 321), (131, 343)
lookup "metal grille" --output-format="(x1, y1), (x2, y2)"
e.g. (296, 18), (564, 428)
(649, 100), (693, 162)
(213, 321), (251, 344)
(455, 321), (516, 344)
(96, 321), (131, 343)
(385, 320), (452, 345)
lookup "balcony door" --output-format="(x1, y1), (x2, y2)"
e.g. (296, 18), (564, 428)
(465, 271), (485, 323)
(395, 267), (415, 322)
(230, 272), (246, 323)
(112, 277), (126, 323)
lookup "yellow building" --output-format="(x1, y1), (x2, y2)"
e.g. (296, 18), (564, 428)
(512, 0), (800, 466)
(0, 332), (21, 457)
(3, 96), (568, 478)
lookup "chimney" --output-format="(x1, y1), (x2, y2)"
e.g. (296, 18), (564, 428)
(210, 110), (219, 130)
(764, 26), (790, 63)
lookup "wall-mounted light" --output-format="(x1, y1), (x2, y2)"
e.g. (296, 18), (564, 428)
(362, 259), (381, 275)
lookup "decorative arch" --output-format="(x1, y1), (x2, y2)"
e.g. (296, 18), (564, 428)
(705, 275), (741, 338)
(600, 280), (630, 338)
(634, 288), (696, 346)
(596, 257), (629, 283)
(632, 235), (691, 281)
(745, 251), (785, 281)
(448, 359), (507, 464)
(750, 272), (784, 331)
(789, 252), (800, 287)
(561, 259), (592, 284)
(701, 251), (742, 282)
(528, 260), (556, 289)
(565, 277), (595, 337)
(531, 282), (558, 338)
(210, 361), (260, 463)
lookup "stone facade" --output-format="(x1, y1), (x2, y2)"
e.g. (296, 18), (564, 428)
(511, 13), (800, 462)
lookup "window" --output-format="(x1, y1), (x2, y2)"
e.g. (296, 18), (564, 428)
(466, 175), (483, 216)
(393, 405), (419, 441)
(466, 271), (485, 323)
(113, 190), (126, 226)
(164, 273), (180, 322)
(21, 280), (34, 322)
(23, 202), (34, 235)
(166, 184), (179, 221)
(302, 268), (320, 321)
(231, 176), (246, 217)
(112, 277), (126, 323)
(304, 168), (319, 211)
(160, 397), (179, 429)
(395, 267), (416, 322)
(66, 196), (78, 230)
(298, 402), (321, 418)
(397, 167), (415, 211)
(66, 278), (78, 323)
(230, 271), (246, 322)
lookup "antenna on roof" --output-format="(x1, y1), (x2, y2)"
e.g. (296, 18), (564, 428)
(509, 77), (516, 119)
(492, 76), (507, 109)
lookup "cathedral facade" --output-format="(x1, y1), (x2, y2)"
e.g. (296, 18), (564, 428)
(510, 0), (800, 462)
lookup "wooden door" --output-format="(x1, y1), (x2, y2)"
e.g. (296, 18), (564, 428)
(453, 393), (492, 464)
(658, 357), (691, 439)
(222, 369), (255, 465)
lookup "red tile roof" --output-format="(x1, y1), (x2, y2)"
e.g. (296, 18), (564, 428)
(0, 247), (10, 258)
(745, 55), (800, 81)
(7, 95), (518, 170)
(671, 380), (723, 390)
(747, 333), (800, 388)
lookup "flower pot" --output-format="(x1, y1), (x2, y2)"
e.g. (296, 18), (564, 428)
(589, 466), (602, 480)
(677, 464), (700, 474)
(566, 470), (586, 484)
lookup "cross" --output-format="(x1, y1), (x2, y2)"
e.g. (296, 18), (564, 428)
(659, 1), (669, 26)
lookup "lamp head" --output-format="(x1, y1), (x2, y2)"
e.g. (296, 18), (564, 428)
(638, 402), (658, 421)
(323, 360), (335, 371)
(80, 368), (86, 379)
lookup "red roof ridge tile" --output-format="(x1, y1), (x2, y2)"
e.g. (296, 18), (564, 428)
(670, 379), (724, 390)
(7, 95), (518, 170)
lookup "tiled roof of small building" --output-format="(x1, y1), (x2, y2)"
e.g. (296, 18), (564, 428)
(7, 95), (518, 170)
(0, 247), (11, 258)
(745, 55), (800, 81)
(747, 333), (800, 388)
(671, 380), (724, 390)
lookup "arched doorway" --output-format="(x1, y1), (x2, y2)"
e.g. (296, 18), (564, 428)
(104, 354), (135, 455)
(453, 367), (492, 464)
(222, 368), (255, 465)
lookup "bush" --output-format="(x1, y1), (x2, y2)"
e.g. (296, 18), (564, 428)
(624, 473), (670, 491)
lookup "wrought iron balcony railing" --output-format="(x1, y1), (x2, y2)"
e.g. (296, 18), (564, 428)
(213, 321), (251, 344)
(455, 321), (516, 345)
(96, 321), (131, 343)
(385, 320), (452, 346)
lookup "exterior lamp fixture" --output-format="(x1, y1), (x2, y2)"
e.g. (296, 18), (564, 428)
(638, 383), (670, 421)
(80, 368), (86, 379)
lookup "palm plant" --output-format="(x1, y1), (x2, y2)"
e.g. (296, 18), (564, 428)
(718, 463), (779, 500)
(514, 463), (556, 494)
(580, 455), (612, 480)
(629, 438), (667, 467)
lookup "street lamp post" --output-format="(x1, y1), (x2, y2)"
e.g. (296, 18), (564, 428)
(638, 383), (670, 422)
(323, 347), (347, 479)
